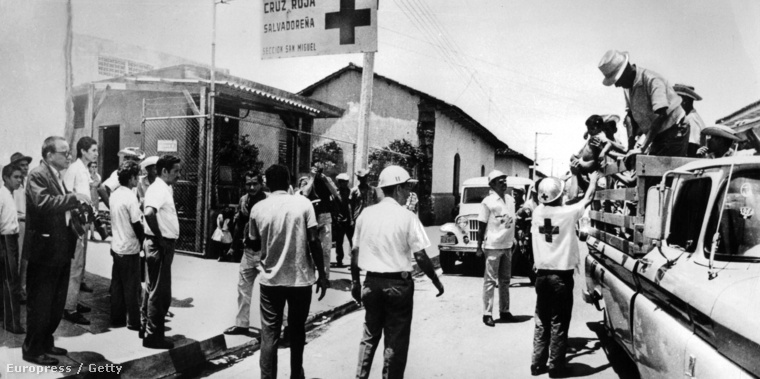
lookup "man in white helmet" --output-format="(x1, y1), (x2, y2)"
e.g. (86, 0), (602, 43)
(476, 170), (516, 327)
(351, 165), (444, 379)
(529, 171), (599, 377)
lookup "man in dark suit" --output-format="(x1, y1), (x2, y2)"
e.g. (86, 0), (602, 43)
(22, 136), (89, 366)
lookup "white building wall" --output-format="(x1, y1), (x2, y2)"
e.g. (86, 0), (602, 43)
(495, 156), (531, 178)
(0, 0), (71, 164)
(432, 111), (496, 194)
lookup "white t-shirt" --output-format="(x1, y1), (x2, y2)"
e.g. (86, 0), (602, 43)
(0, 186), (19, 235)
(109, 186), (142, 255)
(249, 191), (317, 287)
(353, 197), (430, 272)
(143, 178), (180, 239)
(477, 191), (516, 249)
(63, 158), (91, 202)
(531, 202), (586, 271)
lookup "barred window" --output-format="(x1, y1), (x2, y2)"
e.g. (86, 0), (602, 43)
(97, 56), (153, 77)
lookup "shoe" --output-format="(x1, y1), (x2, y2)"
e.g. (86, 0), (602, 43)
(77, 303), (91, 313)
(500, 312), (514, 322)
(548, 365), (568, 378)
(63, 311), (91, 325)
(335, 261), (344, 268)
(224, 326), (249, 335)
(483, 315), (495, 327)
(23, 354), (59, 366)
(167, 310), (174, 318)
(530, 364), (547, 376)
(127, 325), (141, 331)
(80, 283), (94, 293)
(143, 335), (174, 349)
(46, 346), (68, 355)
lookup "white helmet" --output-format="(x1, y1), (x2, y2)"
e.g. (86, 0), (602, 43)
(537, 177), (564, 204)
(378, 165), (418, 188)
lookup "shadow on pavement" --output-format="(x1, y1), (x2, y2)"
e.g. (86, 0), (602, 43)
(329, 278), (352, 291)
(171, 297), (195, 308)
(586, 321), (640, 379)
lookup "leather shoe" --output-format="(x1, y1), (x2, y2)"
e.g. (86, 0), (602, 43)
(46, 346), (68, 355)
(224, 326), (249, 335)
(80, 282), (94, 293)
(63, 310), (91, 325)
(548, 365), (569, 378)
(143, 335), (174, 349)
(500, 312), (514, 322)
(483, 315), (495, 327)
(531, 364), (547, 376)
(77, 303), (91, 313)
(23, 354), (59, 366)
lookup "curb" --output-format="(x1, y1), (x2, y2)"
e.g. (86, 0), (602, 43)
(91, 254), (442, 378)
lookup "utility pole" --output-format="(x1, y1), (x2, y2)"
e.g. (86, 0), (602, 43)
(355, 52), (375, 175)
(533, 132), (551, 179)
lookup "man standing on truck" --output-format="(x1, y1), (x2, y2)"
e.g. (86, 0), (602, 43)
(529, 171), (599, 377)
(599, 50), (687, 157)
(476, 170), (516, 327)
(674, 84), (706, 157)
(697, 125), (742, 159)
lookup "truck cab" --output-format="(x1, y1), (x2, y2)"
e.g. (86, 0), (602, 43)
(438, 176), (533, 276)
(584, 155), (760, 378)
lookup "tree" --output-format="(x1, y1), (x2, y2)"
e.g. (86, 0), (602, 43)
(311, 140), (344, 174)
(367, 139), (423, 184)
(217, 134), (264, 184)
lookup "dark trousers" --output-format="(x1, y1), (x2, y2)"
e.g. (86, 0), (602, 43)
(141, 236), (174, 338)
(110, 251), (141, 328)
(356, 276), (414, 379)
(532, 270), (574, 369)
(648, 123), (689, 157)
(260, 284), (312, 379)
(334, 221), (354, 264)
(1, 234), (23, 331)
(22, 261), (70, 356)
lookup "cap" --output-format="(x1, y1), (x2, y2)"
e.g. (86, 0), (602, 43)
(702, 124), (742, 142)
(355, 168), (370, 177)
(10, 152), (32, 165)
(378, 165), (417, 188)
(673, 84), (702, 101)
(487, 170), (507, 184)
(118, 147), (145, 160)
(537, 177), (565, 204)
(336, 173), (350, 181)
(140, 156), (159, 169)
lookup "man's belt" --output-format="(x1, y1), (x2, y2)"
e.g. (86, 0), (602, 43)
(367, 271), (412, 280)
(146, 235), (177, 241)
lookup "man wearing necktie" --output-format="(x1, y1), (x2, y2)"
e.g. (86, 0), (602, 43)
(22, 136), (89, 366)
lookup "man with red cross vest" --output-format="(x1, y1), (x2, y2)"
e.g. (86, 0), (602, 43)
(529, 171), (598, 378)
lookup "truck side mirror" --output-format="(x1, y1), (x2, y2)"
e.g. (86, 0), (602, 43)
(644, 186), (670, 240)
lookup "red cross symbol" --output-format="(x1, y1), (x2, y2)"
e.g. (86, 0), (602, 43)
(538, 218), (559, 243)
(325, 0), (372, 45)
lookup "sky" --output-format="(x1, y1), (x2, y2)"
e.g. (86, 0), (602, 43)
(70, 0), (760, 176)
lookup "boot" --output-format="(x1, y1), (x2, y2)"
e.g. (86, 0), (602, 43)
(142, 334), (173, 349)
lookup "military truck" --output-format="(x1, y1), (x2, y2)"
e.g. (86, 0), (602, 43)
(583, 154), (760, 378)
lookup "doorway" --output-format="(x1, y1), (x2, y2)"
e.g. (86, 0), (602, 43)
(100, 125), (120, 177)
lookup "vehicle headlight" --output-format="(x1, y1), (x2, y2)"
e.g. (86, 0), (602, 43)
(455, 215), (469, 232)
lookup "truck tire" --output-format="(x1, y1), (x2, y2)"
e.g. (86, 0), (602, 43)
(440, 251), (456, 274)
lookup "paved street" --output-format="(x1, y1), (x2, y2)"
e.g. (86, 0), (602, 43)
(202, 245), (639, 379)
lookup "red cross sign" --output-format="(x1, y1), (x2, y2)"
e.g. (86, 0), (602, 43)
(261, 0), (378, 60)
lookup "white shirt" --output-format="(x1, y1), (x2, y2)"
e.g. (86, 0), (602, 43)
(63, 158), (91, 202)
(109, 187), (143, 255)
(143, 178), (179, 239)
(353, 197), (430, 272)
(0, 186), (19, 235)
(249, 191), (317, 287)
(531, 202), (586, 270)
(103, 170), (120, 192)
(14, 179), (26, 221)
(477, 191), (516, 249)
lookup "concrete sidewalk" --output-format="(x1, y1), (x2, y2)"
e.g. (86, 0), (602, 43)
(0, 226), (444, 379)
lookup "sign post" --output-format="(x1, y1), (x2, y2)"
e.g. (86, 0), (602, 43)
(261, 0), (378, 181)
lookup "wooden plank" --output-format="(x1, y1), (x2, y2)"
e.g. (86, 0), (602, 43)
(589, 211), (643, 229)
(595, 188), (637, 201)
(635, 155), (700, 178)
(603, 158), (629, 176)
(589, 228), (642, 256)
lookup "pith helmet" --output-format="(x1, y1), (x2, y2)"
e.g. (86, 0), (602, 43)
(487, 170), (507, 184)
(537, 177), (565, 204)
(378, 165), (418, 188)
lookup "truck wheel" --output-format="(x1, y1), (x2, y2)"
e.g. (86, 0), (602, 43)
(440, 251), (456, 274)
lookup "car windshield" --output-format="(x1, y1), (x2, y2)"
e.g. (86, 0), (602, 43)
(463, 187), (490, 204)
(704, 169), (760, 261)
